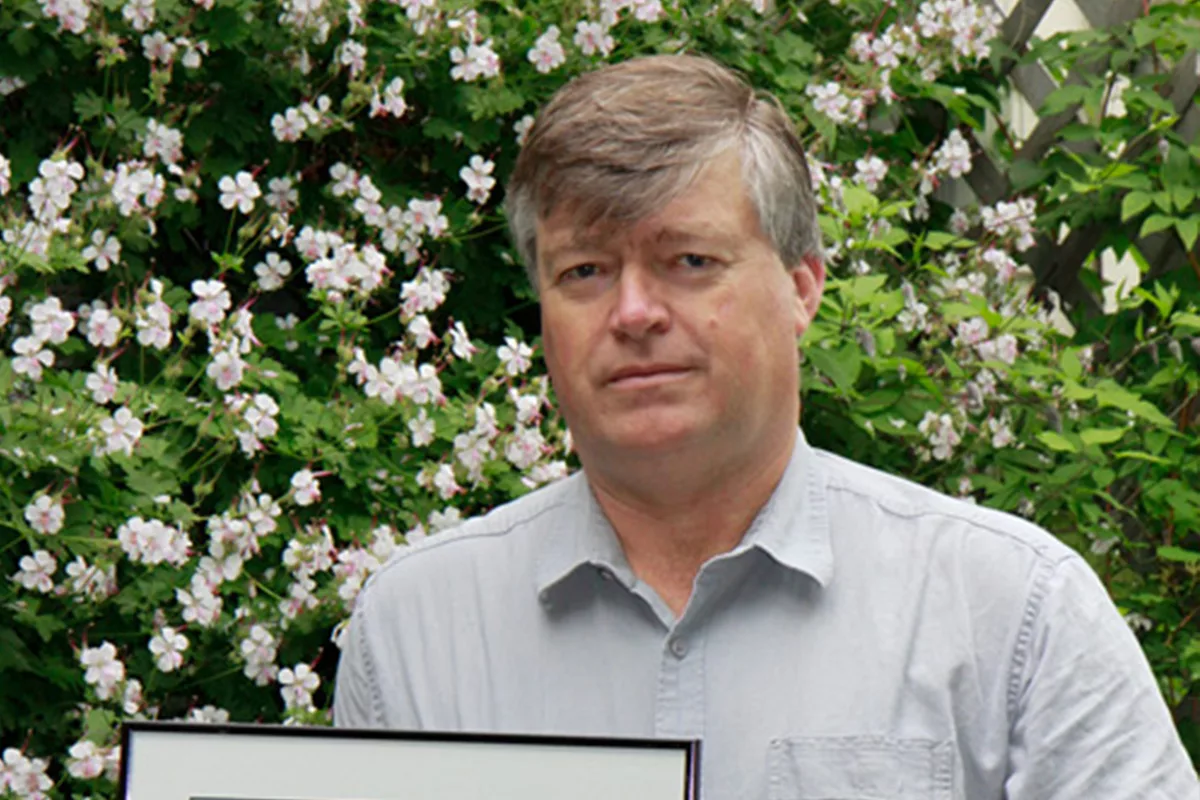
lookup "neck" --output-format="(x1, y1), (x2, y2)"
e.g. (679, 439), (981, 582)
(583, 427), (798, 615)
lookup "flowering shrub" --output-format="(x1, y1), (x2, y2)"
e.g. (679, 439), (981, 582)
(1, 0), (1198, 795)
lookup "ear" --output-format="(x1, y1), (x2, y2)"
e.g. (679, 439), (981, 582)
(790, 254), (826, 336)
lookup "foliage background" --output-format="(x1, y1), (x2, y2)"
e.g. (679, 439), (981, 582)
(1, 0), (1198, 795)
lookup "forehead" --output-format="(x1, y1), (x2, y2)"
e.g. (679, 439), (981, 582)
(536, 151), (758, 258)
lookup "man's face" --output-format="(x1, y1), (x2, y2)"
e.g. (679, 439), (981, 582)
(535, 150), (824, 470)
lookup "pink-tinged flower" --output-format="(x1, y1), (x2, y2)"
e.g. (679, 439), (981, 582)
(217, 171), (261, 214)
(852, 155), (888, 191)
(369, 76), (407, 118)
(85, 307), (122, 348)
(447, 320), (477, 361)
(149, 626), (189, 672)
(459, 155), (496, 205)
(918, 411), (961, 461)
(79, 641), (126, 700)
(806, 81), (851, 124)
(13, 549), (57, 593)
(574, 20), (614, 56)
(272, 108), (308, 142)
(24, 494), (65, 535)
(122, 0), (154, 30)
(933, 129), (973, 178)
(264, 176), (299, 212)
(497, 336), (533, 376)
(278, 663), (320, 709)
(97, 406), (144, 457)
(12, 336), (54, 382)
(143, 119), (183, 164)
(290, 469), (321, 506)
(30, 295), (75, 344)
(449, 39), (501, 82)
(527, 25), (566, 74)
(82, 230), (122, 271)
(954, 317), (989, 347)
(337, 39), (367, 77)
(189, 279), (231, 326)
(141, 31), (177, 65)
(67, 740), (109, 780)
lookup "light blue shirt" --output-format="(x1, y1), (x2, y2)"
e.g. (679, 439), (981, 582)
(334, 431), (1197, 799)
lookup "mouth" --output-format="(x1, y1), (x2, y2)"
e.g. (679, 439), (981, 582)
(606, 365), (694, 388)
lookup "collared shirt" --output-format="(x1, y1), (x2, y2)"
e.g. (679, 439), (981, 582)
(334, 431), (1198, 799)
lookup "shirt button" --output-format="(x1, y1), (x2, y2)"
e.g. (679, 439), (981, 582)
(598, 567), (615, 581)
(669, 637), (688, 658)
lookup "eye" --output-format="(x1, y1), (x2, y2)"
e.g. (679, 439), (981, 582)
(676, 253), (715, 270)
(558, 263), (599, 283)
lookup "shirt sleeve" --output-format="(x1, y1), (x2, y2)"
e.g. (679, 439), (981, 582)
(1004, 555), (1199, 799)
(332, 598), (381, 729)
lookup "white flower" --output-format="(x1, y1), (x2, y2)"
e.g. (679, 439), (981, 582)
(67, 740), (108, 780)
(116, 516), (190, 566)
(807, 81), (851, 124)
(291, 469), (320, 506)
(187, 704), (231, 724)
(87, 362), (120, 404)
(976, 333), (1019, 365)
(13, 549), (57, 593)
(142, 31), (177, 65)
(918, 411), (961, 461)
(272, 108), (309, 142)
(933, 129), (973, 178)
(449, 39), (501, 82)
(240, 624), (279, 685)
(369, 76), (408, 118)
(497, 336), (533, 376)
(0, 295), (10, 330)
(337, 39), (367, 77)
(406, 197), (449, 238)
(574, 20), (615, 57)
(143, 119), (184, 164)
(278, 663), (320, 709)
(447, 321), (477, 360)
(954, 317), (989, 347)
(408, 409), (435, 447)
(853, 155), (889, 191)
(97, 406), (144, 457)
(0, 748), (54, 797)
(0, 153), (10, 195)
(459, 155), (496, 205)
(149, 626), (189, 672)
(78, 642), (125, 700)
(82, 230), (122, 271)
(207, 348), (246, 391)
(189, 279), (231, 326)
(24, 494), (65, 535)
(254, 252), (292, 291)
(217, 171), (262, 214)
(264, 176), (299, 212)
(513, 115), (535, 146)
(85, 307), (123, 348)
(122, 0), (155, 30)
(12, 336), (54, 382)
(30, 295), (75, 344)
(528, 25), (567, 74)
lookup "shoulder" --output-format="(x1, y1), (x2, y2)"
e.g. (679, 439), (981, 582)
(362, 472), (582, 592)
(812, 446), (1080, 571)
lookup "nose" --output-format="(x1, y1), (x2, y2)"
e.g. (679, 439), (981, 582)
(609, 267), (669, 340)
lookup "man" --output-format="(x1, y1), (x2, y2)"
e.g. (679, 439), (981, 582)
(334, 55), (1197, 798)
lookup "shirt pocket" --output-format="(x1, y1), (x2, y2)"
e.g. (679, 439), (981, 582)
(767, 736), (954, 800)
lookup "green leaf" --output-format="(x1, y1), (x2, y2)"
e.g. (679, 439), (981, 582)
(1120, 191), (1152, 222)
(842, 186), (879, 218)
(1157, 546), (1200, 564)
(806, 344), (862, 393)
(1172, 312), (1200, 332)
(1079, 428), (1126, 446)
(1140, 214), (1175, 238)
(1174, 217), (1199, 251)
(1037, 431), (1077, 453)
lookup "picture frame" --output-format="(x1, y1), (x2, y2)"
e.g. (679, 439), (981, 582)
(118, 720), (701, 800)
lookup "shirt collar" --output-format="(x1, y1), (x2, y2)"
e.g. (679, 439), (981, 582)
(534, 428), (833, 597)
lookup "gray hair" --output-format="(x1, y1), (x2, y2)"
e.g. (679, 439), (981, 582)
(505, 53), (823, 287)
